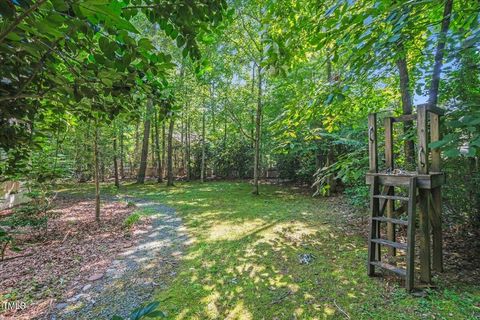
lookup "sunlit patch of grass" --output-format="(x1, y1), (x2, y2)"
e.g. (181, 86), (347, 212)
(58, 181), (480, 319)
(207, 218), (268, 242)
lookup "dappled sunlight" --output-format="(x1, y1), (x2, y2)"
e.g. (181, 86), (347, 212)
(201, 291), (220, 318)
(323, 305), (336, 317)
(207, 218), (268, 242)
(225, 300), (252, 320)
(50, 181), (475, 319)
(148, 182), (381, 318)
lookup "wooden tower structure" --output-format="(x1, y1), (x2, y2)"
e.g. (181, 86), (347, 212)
(366, 104), (445, 291)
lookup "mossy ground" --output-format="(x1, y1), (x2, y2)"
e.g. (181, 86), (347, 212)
(59, 181), (480, 319)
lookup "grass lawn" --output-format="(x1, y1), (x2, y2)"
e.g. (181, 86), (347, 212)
(62, 181), (480, 319)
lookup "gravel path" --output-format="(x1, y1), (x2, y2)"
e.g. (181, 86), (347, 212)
(49, 197), (188, 320)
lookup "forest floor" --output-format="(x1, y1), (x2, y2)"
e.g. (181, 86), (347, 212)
(0, 194), (187, 319)
(1, 181), (479, 319)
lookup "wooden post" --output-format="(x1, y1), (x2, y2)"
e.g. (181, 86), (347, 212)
(406, 177), (417, 291)
(417, 106), (431, 283)
(430, 112), (443, 272)
(368, 176), (380, 276)
(384, 117), (395, 256)
(417, 106), (429, 174)
(368, 114), (378, 173)
(384, 117), (394, 171)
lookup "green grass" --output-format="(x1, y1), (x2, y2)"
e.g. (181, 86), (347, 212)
(59, 181), (480, 319)
(123, 212), (141, 229)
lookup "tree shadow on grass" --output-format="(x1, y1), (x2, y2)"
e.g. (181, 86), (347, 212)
(57, 181), (480, 319)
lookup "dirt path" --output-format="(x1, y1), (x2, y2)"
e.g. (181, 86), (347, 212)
(49, 198), (187, 320)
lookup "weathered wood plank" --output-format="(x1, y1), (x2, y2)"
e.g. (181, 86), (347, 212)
(368, 114), (378, 173)
(417, 106), (429, 174)
(365, 172), (445, 189)
(385, 117), (394, 171)
(406, 177), (417, 291)
(392, 114), (417, 123)
(371, 238), (407, 250)
(368, 176), (380, 276)
(383, 117), (396, 257)
(430, 113), (441, 171)
(417, 103), (446, 116)
(428, 105), (446, 116)
(372, 216), (409, 226)
(429, 112), (443, 272)
(418, 188), (432, 284)
(373, 195), (409, 201)
(370, 261), (406, 277)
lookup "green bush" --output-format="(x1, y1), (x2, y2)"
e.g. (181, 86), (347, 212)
(443, 158), (480, 227)
(344, 185), (369, 208)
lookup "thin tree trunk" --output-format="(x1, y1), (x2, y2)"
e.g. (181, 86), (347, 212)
(211, 84), (216, 135)
(428, 0), (454, 108)
(113, 122), (120, 188)
(396, 52), (415, 165)
(93, 120), (101, 223)
(201, 110), (206, 183)
(174, 144), (177, 177)
(155, 108), (163, 183)
(251, 64), (255, 150)
(253, 64), (262, 195)
(167, 116), (175, 186)
(133, 120), (140, 178)
(119, 123), (125, 179)
(162, 121), (166, 178)
(180, 112), (185, 175)
(151, 114), (156, 175)
(185, 114), (191, 181)
(137, 99), (152, 184)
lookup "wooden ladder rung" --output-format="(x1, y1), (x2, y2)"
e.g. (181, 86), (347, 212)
(371, 238), (407, 250)
(373, 195), (409, 201)
(372, 216), (409, 226)
(370, 261), (406, 277)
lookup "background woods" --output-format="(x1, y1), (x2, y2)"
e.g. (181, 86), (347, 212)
(1, 0), (479, 239)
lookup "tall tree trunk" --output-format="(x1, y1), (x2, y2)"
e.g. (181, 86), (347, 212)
(251, 64), (255, 150)
(186, 114), (191, 181)
(201, 110), (206, 183)
(211, 87), (216, 135)
(396, 50), (415, 165)
(166, 116), (175, 186)
(155, 108), (163, 183)
(162, 121), (166, 179)
(137, 99), (152, 184)
(113, 121), (120, 188)
(253, 64), (262, 195)
(119, 123), (125, 179)
(151, 114), (156, 174)
(428, 0), (454, 108)
(93, 120), (101, 223)
(180, 112), (185, 175)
